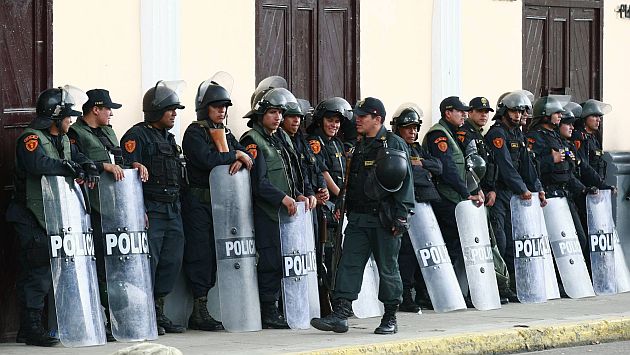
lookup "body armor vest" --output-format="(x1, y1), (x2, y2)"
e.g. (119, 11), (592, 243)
(69, 119), (119, 163)
(136, 124), (181, 201)
(424, 120), (466, 204)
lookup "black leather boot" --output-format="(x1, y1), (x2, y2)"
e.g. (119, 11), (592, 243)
(155, 297), (185, 333)
(374, 304), (398, 335)
(188, 296), (224, 331)
(414, 286), (434, 310)
(24, 309), (59, 347)
(399, 287), (420, 313)
(261, 302), (290, 329)
(311, 298), (352, 333)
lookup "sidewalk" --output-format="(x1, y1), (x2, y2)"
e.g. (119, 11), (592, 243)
(2, 292), (630, 355)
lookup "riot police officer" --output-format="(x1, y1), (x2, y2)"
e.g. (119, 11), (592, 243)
(181, 79), (253, 331)
(391, 103), (441, 311)
(422, 97), (484, 295)
(572, 99), (611, 179)
(120, 81), (187, 335)
(484, 91), (546, 285)
(305, 97), (351, 293)
(240, 87), (309, 329)
(6, 87), (98, 346)
(311, 97), (414, 335)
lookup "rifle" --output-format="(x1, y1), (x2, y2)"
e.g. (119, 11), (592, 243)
(330, 149), (353, 291)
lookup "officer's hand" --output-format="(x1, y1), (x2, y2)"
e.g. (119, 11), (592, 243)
(601, 185), (617, 195)
(552, 149), (565, 163)
(539, 191), (547, 207)
(584, 186), (599, 195)
(104, 163), (125, 181)
(236, 150), (254, 171)
(411, 159), (423, 167)
(62, 159), (84, 179)
(296, 194), (310, 210)
(306, 195), (317, 210)
(229, 160), (243, 175)
(132, 162), (149, 182)
(391, 217), (410, 237)
(520, 190), (533, 200)
(282, 195), (298, 216)
(485, 191), (497, 207)
(144, 213), (149, 229)
(468, 193), (484, 207)
(316, 188), (329, 205)
(83, 162), (100, 189)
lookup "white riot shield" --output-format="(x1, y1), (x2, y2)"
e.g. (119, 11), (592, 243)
(455, 201), (501, 310)
(99, 170), (157, 341)
(541, 220), (560, 300)
(510, 194), (546, 304)
(353, 254), (384, 318)
(587, 190), (616, 295)
(279, 201), (310, 329)
(408, 202), (466, 312)
(210, 167), (261, 332)
(304, 209), (320, 319)
(614, 229), (630, 293)
(41, 176), (106, 347)
(543, 197), (594, 299)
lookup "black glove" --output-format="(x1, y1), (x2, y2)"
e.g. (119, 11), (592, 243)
(584, 186), (599, 195)
(392, 217), (410, 237)
(83, 162), (100, 185)
(62, 159), (85, 179)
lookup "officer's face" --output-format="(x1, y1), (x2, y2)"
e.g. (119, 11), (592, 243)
(95, 106), (113, 126)
(156, 109), (177, 130)
(208, 104), (227, 125)
(322, 115), (341, 138)
(445, 109), (466, 127)
(282, 114), (301, 135)
(559, 122), (573, 139)
(505, 109), (523, 127)
(398, 125), (418, 144)
(584, 115), (601, 132)
(469, 109), (490, 127)
(355, 114), (381, 137)
(262, 108), (282, 132)
(550, 112), (562, 126)
(60, 116), (72, 134)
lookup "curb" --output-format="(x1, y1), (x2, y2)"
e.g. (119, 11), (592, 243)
(295, 317), (630, 354)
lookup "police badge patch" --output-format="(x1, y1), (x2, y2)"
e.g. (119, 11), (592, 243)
(25, 138), (39, 152)
(246, 143), (258, 159)
(309, 140), (321, 154)
(493, 137), (504, 149)
(124, 140), (136, 153)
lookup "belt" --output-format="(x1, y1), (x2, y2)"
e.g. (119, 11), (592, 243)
(187, 187), (211, 203)
(348, 203), (379, 216)
(144, 192), (179, 203)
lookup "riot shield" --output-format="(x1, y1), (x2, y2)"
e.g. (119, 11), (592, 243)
(304, 209), (320, 319)
(455, 201), (501, 310)
(543, 197), (594, 299)
(99, 169), (157, 341)
(587, 190), (616, 295)
(41, 176), (106, 347)
(408, 202), (466, 312)
(540, 219), (560, 300)
(353, 254), (384, 318)
(210, 166), (261, 332)
(614, 229), (630, 293)
(509, 194), (546, 304)
(279, 201), (310, 329)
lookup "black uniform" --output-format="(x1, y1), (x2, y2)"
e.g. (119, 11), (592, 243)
(181, 121), (248, 299)
(120, 122), (185, 298)
(485, 121), (543, 277)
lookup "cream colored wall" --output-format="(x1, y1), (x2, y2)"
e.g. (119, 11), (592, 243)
(602, 1), (630, 151)
(359, 0), (433, 137)
(179, 1), (255, 139)
(53, 0), (142, 140)
(461, 0), (522, 122)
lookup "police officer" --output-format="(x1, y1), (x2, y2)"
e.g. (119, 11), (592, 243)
(306, 97), (351, 290)
(390, 103), (441, 311)
(572, 99), (611, 179)
(311, 97), (414, 335)
(67, 89), (147, 341)
(240, 87), (310, 329)
(180, 79), (253, 331)
(6, 87), (98, 346)
(460, 97), (514, 303)
(422, 97), (484, 296)
(120, 81), (187, 335)
(485, 91), (546, 286)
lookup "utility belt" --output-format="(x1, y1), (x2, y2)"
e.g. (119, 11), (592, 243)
(143, 186), (179, 203)
(187, 186), (211, 203)
(348, 202), (379, 216)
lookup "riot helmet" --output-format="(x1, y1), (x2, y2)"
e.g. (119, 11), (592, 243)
(305, 97), (352, 133)
(532, 95), (569, 119)
(249, 75), (288, 107)
(580, 99), (611, 119)
(561, 102), (582, 125)
(32, 86), (83, 130)
(195, 72), (233, 120)
(143, 80), (185, 122)
(493, 90), (534, 120)
(390, 103), (423, 133)
(364, 147), (408, 200)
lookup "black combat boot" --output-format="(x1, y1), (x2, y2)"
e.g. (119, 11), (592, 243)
(499, 287), (519, 303)
(414, 287), (434, 310)
(399, 287), (420, 313)
(310, 298), (352, 333)
(374, 304), (398, 335)
(188, 296), (224, 331)
(155, 297), (185, 333)
(261, 302), (290, 329)
(24, 309), (59, 347)
(104, 309), (116, 342)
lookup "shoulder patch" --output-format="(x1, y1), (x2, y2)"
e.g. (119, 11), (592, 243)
(574, 140), (581, 150)
(437, 141), (448, 152)
(23, 134), (39, 143)
(527, 137), (536, 144)
(309, 139), (321, 154)
(433, 136), (447, 144)
(25, 138), (38, 152)
(124, 140), (136, 153)
(493, 137), (504, 149)
(246, 143), (258, 160)
(456, 132), (466, 143)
